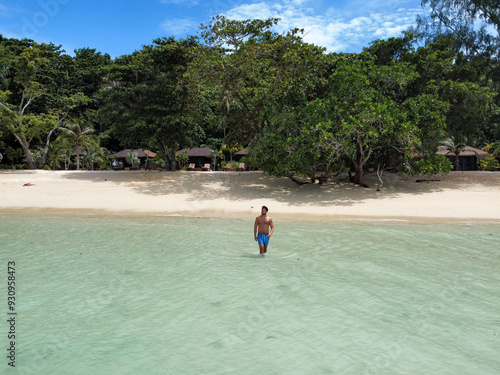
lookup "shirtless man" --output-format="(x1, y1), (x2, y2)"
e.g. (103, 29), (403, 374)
(254, 206), (274, 255)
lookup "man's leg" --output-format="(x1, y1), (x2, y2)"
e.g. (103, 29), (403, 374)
(262, 235), (268, 254)
(259, 243), (266, 255)
(258, 233), (269, 255)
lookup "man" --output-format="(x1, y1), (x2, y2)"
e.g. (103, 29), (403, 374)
(254, 206), (274, 255)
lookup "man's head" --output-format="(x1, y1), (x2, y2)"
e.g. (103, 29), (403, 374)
(261, 206), (268, 215)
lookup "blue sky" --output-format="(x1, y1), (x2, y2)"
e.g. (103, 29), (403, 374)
(0, 0), (427, 57)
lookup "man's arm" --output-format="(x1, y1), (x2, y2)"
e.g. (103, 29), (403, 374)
(268, 219), (274, 237)
(254, 218), (258, 240)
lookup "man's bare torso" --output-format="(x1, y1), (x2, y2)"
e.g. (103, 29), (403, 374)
(256, 215), (272, 234)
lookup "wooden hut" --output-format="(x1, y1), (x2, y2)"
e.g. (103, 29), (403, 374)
(437, 143), (490, 171)
(234, 148), (248, 161)
(177, 147), (212, 170)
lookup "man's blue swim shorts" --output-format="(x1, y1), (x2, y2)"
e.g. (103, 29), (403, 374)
(257, 232), (270, 246)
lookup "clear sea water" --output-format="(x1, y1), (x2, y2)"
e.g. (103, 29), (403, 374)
(0, 215), (499, 375)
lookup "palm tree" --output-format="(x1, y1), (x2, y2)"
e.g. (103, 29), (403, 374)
(85, 146), (106, 171)
(59, 119), (95, 170)
(47, 140), (71, 170)
(220, 143), (243, 164)
(484, 142), (500, 157)
(442, 137), (467, 171)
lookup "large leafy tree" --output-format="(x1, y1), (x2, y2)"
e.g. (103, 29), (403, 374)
(327, 56), (419, 185)
(246, 51), (344, 183)
(250, 53), (443, 185)
(100, 36), (202, 170)
(366, 34), (494, 147)
(416, 0), (500, 145)
(0, 39), (87, 168)
(195, 16), (325, 146)
(247, 93), (346, 184)
(71, 48), (111, 99)
(417, 0), (499, 58)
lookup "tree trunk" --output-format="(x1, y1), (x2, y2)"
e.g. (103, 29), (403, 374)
(354, 162), (369, 187)
(14, 135), (36, 169)
(158, 141), (178, 171)
(39, 126), (59, 169)
(169, 147), (177, 171)
(289, 176), (308, 185)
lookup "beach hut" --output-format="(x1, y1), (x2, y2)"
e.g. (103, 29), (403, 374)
(114, 149), (157, 167)
(234, 148), (248, 161)
(177, 147), (212, 170)
(437, 143), (490, 171)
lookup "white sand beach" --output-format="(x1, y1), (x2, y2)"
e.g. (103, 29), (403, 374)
(0, 170), (499, 221)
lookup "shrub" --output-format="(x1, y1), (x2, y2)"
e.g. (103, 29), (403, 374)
(405, 154), (452, 175)
(479, 157), (500, 171)
(125, 152), (139, 165)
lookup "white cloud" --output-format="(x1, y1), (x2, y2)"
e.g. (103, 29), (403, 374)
(225, 3), (274, 20)
(220, 0), (425, 52)
(161, 18), (198, 36)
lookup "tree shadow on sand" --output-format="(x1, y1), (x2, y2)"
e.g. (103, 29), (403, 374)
(60, 170), (451, 208)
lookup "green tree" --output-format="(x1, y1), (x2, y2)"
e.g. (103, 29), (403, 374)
(0, 39), (89, 168)
(58, 118), (96, 170)
(71, 48), (111, 99)
(441, 137), (467, 170)
(367, 35), (495, 148)
(84, 148), (103, 170)
(484, 141), (500, 156)
(100, 37), (202, 171)
(46, 137), (72, 170)
(325, 56), (420, 185)
(248, 101), (347, 184)
(250, 53), (443, 186)
(195, 17), (326, 146)
(417, 0), (499, 58)
(2, 146), (23, 168)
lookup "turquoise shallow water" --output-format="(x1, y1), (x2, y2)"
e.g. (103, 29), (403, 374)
(0, 215), (499, 375)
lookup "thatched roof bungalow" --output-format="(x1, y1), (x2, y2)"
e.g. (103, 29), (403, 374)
(437, 143), (490, 171)
(234, 148), (248, 161)
(177, 147), (212, 169)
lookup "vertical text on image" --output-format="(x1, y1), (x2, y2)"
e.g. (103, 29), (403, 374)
(6, 261), (17, 368)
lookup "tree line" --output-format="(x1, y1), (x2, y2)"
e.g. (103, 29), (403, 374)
(1, 1), (499, 185)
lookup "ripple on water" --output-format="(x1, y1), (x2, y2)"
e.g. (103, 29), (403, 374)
(1, 216), (499, 375)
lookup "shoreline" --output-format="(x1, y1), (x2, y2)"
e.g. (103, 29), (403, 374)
(2, 207), (500, 224)
(1, 170), (499, 223)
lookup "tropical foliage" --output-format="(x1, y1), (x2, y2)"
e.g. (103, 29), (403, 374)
(0, 3), (499, 184)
